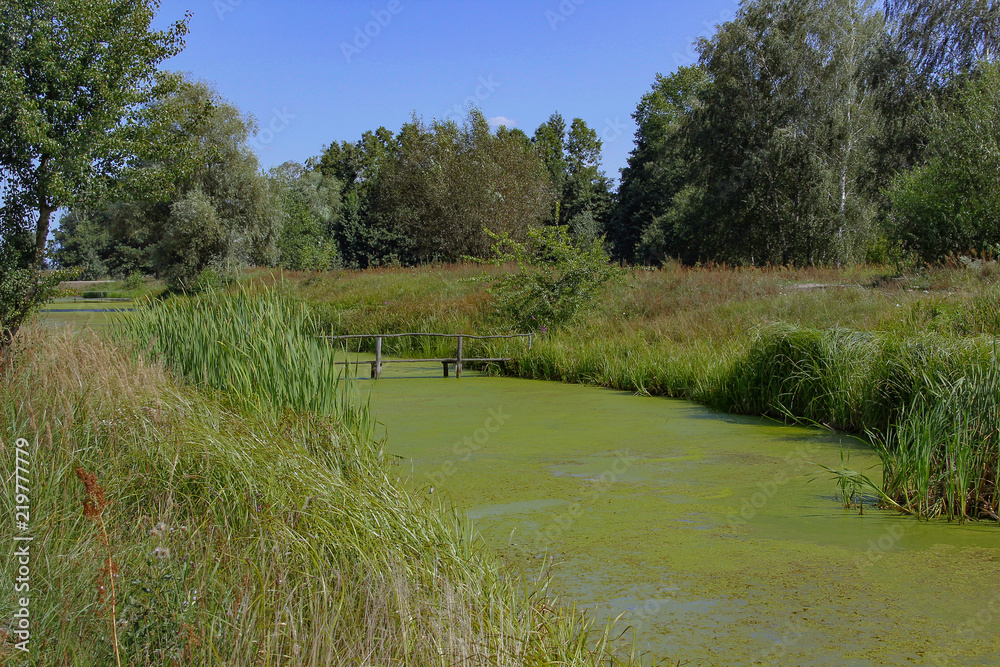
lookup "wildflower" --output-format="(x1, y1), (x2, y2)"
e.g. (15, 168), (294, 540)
(152, 546), (171, 560)
(150, 521), (168, 538)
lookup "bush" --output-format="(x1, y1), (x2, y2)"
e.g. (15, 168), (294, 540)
(121, 271), (146, 291)
(477, 225), (624, 331)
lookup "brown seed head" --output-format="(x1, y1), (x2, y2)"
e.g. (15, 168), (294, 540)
(75, 467), (107, 517)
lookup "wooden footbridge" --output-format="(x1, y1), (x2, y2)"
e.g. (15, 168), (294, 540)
(320, 332), (533, 379)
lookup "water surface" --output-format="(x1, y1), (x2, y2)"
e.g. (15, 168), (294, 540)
(362, 361), (1000, 666)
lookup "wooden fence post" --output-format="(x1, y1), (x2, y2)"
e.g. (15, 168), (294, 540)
(375, 335), (382, 379)
(456, 335), (463, 379)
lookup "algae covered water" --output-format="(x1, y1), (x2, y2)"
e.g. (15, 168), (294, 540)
(361, 362), (1000, 665)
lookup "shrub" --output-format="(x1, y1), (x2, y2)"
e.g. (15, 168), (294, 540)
(477, 225), (624, 331)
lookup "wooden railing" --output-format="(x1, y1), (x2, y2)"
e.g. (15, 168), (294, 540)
(319, 332), (532, 378)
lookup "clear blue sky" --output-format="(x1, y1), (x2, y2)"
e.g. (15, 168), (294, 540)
(153, 0), (739, 185)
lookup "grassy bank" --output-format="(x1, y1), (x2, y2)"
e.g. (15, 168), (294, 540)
(1, 288), (638, 665)
(264, 262), (1000, 522)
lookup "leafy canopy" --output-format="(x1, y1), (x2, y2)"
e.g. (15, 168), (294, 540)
(0, 0), (188, 344)
(889, 62), (1000, 261)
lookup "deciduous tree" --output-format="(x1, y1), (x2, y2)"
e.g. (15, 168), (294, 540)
(0, 0), (188, 343)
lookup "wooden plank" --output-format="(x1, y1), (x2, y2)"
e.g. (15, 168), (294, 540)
(321, 333), (532, 341)
(442, 361), (449, 378)
(332, 358), (510, 365)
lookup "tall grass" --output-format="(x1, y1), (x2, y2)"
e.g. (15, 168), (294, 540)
(266, 263), (1000, 523)
(1, 293), (640, 663)
(874, 353), (1000, 521)
(116, 286), (365, 426)
(706, 326), (1000, 520)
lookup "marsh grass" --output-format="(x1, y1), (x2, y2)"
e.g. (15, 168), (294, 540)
(1, 296), (640, 663)
(270, 263), (1000, 522)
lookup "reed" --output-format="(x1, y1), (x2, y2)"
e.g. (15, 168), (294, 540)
(271, 262), (1000, 522)
(1, 296), (640, 663)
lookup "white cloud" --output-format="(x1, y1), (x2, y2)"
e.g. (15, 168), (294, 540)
(488, 116), (517, 129)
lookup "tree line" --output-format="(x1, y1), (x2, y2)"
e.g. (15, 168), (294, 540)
(612, 0), (1000, 266)
(4, 0), (1000, 342)
(52, 76), (614, 285)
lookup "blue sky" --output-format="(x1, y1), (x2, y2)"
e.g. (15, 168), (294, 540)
(153, 0), (739, 184)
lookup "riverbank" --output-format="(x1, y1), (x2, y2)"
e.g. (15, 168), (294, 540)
(0, 289), (638, 665)
(263, 262), (1000, 522)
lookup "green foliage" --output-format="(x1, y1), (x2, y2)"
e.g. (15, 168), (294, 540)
(52, 209), (114, 279)
(0, 0), (187, 343)
(378, 109), (555, 262)
(888, 63), (1000, 262)
(680, 0), (882, 266)
(317, 127), (408, 268)
(270, 162), (342, 271)
(278, 197), (341, 271)
(0, 0), (189, 265)
(2, 323), (635, 664)
(288, 261), (1000, 520)
(479, 225), (624, 330)
(875, 356), (1000, 521)
(156, 187), (227, 288)
(116, 286), (356, 420)
(0, 198), (68, 346)
(612, 66), (710, 262)
(885, 0), (1000, 84)
(316, 110), (557, 267)
(58, 76), (281, 288)
(532, 113), (613, 229)
(0, 267), (64, 346)
(122, 271), (146, 291)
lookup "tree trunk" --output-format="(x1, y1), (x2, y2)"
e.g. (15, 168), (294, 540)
(34, 204), (54, 269)
(33, 155), (53, 270)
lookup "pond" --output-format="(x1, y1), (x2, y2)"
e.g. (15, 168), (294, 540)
(361, 361), (1000, 666)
